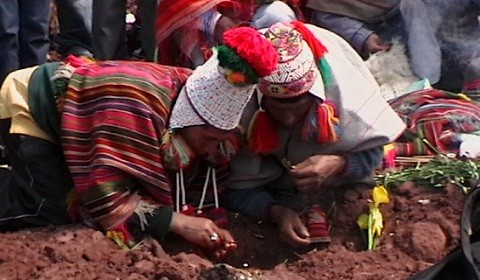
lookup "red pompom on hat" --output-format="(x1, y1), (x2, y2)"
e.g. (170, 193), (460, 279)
(169, 26), (279, 131)
(223, 27), (279, 77)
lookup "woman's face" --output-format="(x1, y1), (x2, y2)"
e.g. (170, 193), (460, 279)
(180, 125), (235, 158)
(263, 94), (314, 128)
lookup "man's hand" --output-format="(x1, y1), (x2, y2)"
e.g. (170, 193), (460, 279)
(270, 205), (311, 247)
(170, 212), (237, 259)
(362, 33), (391, 55)
(289, 155), (346, 192)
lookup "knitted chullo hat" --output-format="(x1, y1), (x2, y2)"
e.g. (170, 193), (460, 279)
(257, 22), (326, 99)
(248, 21), (339, 154)
(169, 26), (279, 130)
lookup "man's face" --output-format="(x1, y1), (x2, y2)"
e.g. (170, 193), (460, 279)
(263, 94), (314, 128)
(180, 125), (235, 158)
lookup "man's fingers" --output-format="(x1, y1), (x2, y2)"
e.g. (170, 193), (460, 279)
(284, 230), (311, 247)
(217, 229), (236, 245)
(203, 231), (221, 249)
(213, 248), (229, 259)
(293, 221), (310, 239)
(280, 221), (311, 247)
(289, 165), (315, 178)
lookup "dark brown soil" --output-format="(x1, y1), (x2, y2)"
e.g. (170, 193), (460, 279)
(0, 182), (465, 280)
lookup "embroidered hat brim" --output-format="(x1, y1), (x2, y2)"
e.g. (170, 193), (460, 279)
(308, 66), (325, 100)
(257, 40), (325, 100)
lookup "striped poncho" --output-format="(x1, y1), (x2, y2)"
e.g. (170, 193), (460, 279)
(61, 61), (193, 236)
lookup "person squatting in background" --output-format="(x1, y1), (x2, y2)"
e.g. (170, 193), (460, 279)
(308, 0), (480, 92)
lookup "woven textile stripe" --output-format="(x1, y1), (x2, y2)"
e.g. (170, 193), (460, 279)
(389, 89), (480, 156)
(61, 61), (192, 227)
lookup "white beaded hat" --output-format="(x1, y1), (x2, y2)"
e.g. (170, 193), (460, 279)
(169, 26), (279, 130)
(169, 55), (256, 130)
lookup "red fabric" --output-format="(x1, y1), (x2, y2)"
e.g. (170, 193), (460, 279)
(248, 110), (279, 155)
(155, 0), (255, 67)
(463, 79), (480, 92)
(301, 204), (331, 243)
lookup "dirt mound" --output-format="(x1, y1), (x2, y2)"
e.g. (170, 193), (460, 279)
(0, 182), (465, 279)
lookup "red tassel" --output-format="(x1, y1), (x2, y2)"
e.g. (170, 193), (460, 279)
(292, 21), (328, 61)
(247, 110), (279, 154)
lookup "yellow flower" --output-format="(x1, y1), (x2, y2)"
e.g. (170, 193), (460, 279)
(357, 185), (391, 250)
(106, 230), (130, 250)
(372, 185), (389, 207)
(370, 206), (384, 237)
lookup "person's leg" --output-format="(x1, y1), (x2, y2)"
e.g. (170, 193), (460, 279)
(0, 0), (19, 83)
(92, 0), (128, 59)
(0, 120), (74, 231)
(139, 0), (158, 61)
(18, 0), (51, 68)
(54, 0), (94, 56)
(222, 188), (277, 221)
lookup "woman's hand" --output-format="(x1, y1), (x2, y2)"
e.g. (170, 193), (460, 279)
(270, 204), (311, 247)
(289, 155), (346, 192)
(169, 212), (237, 259)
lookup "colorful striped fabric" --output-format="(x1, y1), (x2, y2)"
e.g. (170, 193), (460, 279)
(61, 61), (192, 229)
(155, 0), (305, 67)
(389, 88), (480, 156)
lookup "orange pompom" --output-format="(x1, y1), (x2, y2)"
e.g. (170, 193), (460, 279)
(226, 70), (249, 85)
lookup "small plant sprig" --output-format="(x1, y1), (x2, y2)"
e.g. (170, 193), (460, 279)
(374, 157), (480, 193)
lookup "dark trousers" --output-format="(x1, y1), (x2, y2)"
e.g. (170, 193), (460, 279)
(55, 0), (128, 59)
(0, 0), (51, 83)
(0, 119), (73, 231)
(139, 0), (158, 61)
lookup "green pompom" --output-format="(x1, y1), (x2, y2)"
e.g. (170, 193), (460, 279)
(217, 45), (258, 83)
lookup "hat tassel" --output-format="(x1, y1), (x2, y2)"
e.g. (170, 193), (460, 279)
(317, 101), (340, 143)
(318, 57), (333, 88)
(248, 110), (279, 154)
